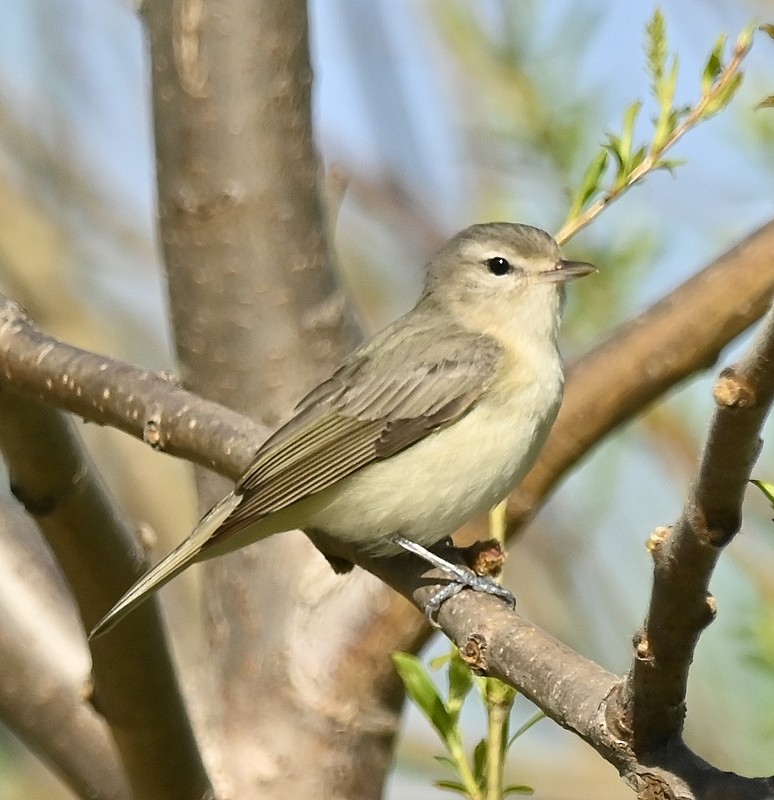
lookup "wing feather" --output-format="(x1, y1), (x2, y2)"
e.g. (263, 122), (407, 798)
(209, 317), (504, 542)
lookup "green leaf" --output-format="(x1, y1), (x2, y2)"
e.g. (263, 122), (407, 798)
(620, 100), (642, 164)
(433, 755), (458, 771)
(654, 157), (686, 176)
(751, 479), (774, 508)
(429, 652), (452, 671)
(508, 710), (546, 747)
(567, 148), (609, 217)
(604, 134), (623, 173)
(645, 8), (667, 84)
(606, 100), (643, 187)
(504, 784), (535, 796)
(472, 738), (487, 784)
(702, 33), (727, 93)
(703, 72), (743, 116)
(393, 652), (455, 741)
(736, 20), (758, 52)
(447, 650), (474, 719)
(435, 780), (468, 795)
(760, 23), (774, 41)
(630, 145), (648, 171)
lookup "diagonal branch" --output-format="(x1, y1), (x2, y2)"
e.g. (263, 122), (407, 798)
(0, 295), (265, 477)
(0, 501), (131, 800)
(0, 390), (212, 800)
(612, 300), (774, 752)
(312, 534), (774, 800)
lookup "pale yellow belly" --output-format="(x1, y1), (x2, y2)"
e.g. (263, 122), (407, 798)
(301, 376), (562, 555)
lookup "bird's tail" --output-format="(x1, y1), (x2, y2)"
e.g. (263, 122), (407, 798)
(89, 491), (243, 640)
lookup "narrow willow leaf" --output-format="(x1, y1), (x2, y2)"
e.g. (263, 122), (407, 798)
(447, 651), (474, 718)
(429, 652), (452, 671)
(652, 55), (679, 149)
(655, 157), (687, 175)
(751, 479), (774, 508)
(630, 145), (648, 172)
(645, 8), (667, 84)
(703, 71), (743, 116)
(663, 56), (679, 106)
(508, 710), (546, 747)
(393, 652), (455, 741)
(737, 20), (758, 52)
(568, 148), (609, 217)
(620, 100), (642, 162)
(472, 738), (487, 784)
(760, 23), (774, 40)
(702, 33), (727, 93)
(504, 784), (535, 796)
(435, 780), (468, 795)
(604, 134), (625, 177)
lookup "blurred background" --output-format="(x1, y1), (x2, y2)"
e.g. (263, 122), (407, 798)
(0, 1), (773, 797)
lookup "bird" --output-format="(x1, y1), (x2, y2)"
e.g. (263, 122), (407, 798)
(90, 222), (594, 638)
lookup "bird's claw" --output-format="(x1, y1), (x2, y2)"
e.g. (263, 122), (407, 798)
(391, 534), (516, 626)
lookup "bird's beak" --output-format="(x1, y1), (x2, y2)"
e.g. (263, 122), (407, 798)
(537, 259), (597, 283)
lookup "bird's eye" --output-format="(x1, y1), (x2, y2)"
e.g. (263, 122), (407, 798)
(486, 256), (512, 276)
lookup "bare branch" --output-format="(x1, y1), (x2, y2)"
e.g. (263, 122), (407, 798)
(141, 0), (377, 795)
(0, 500), (131, 800)
(312, 533), (774, 800)
(0, 391), (212, 800)
(614, 300), (774, 752)
(0, 294), (265, 478)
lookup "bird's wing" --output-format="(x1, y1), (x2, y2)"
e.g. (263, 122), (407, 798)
(213, 321), (504, 539)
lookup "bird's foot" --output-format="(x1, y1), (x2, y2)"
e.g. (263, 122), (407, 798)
(391, 534), (515, 626)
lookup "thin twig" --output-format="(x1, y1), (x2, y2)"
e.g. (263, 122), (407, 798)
(556, 33), (752, 244)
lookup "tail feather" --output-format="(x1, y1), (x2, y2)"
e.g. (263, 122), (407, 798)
(89, 492), (243, 639)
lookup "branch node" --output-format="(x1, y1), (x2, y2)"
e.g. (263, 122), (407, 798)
(632, 630), (654, 664)
(143, 418), (162, 448)
(646, 526), (671, 555)
(459, 633), (488, 674)
(703, 593), (718, 626)
(601, 681), (633, 744)
(714, 366), (755, 408)
(692, 507), (739, 547)
(460, 538), (507, 577)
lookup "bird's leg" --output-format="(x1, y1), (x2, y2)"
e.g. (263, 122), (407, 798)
(391, 534), (515, 625)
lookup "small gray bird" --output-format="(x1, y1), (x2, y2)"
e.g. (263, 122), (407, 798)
(91, 222), (594, 638)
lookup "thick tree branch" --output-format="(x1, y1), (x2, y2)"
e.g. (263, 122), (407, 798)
(141, 1), (372, 796)
(0, 295), (265, 477)
(507, 220), (774, 534)
(0, 501), (131, 800)
(613, 301), (774, 753)
(0, 391), (211, 800)
(311, 535), (774, 800)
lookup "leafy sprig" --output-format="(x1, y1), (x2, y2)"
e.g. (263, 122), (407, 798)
(393, 649), (539, 799)
(559, 10), (756, 245)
